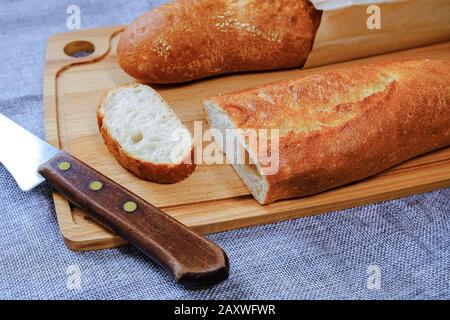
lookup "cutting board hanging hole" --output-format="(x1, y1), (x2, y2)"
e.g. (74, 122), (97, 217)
(64, 40), (95, 58)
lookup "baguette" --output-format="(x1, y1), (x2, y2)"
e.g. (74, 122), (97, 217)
(203, 59), (450, 204)
(117, 0), (322, 84)
(97, 84), (195, 184)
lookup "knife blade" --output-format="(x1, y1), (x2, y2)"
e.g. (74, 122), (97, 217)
(0, 114), (59, 191)
(0, 113), (229, 288)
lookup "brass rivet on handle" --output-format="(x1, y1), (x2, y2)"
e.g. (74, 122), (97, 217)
(123, 201), (137, 213)
(89, 181), (103, 191)
(58, 161), (71, 171)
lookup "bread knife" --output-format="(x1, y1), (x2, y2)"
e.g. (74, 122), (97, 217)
(0, 113), (229, 288)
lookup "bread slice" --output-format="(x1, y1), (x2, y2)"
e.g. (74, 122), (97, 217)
(203, 59), (450, 204)
(97, 84), (195, 184)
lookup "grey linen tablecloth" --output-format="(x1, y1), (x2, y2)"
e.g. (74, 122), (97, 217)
(0, 0), (449, 300)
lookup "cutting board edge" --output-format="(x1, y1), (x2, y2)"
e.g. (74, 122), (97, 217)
(43, 26), (129, 250)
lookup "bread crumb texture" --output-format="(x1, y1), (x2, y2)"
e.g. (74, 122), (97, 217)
(101, 84), (192, 164)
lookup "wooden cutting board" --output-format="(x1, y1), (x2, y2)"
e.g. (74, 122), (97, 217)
(44, 25), (450, 251)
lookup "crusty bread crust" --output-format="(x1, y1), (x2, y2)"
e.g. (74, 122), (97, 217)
(117, 0), (322, 84)
(204, 59), (450, 204)
(97, 84), (196, 184)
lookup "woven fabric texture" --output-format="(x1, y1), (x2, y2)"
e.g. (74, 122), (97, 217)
(0, 0), (449, 300)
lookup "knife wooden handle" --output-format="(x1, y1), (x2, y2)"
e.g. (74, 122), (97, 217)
(38, 151), (229, 288)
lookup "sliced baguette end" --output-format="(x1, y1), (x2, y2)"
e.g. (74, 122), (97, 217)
(203, 99), (270, 204)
